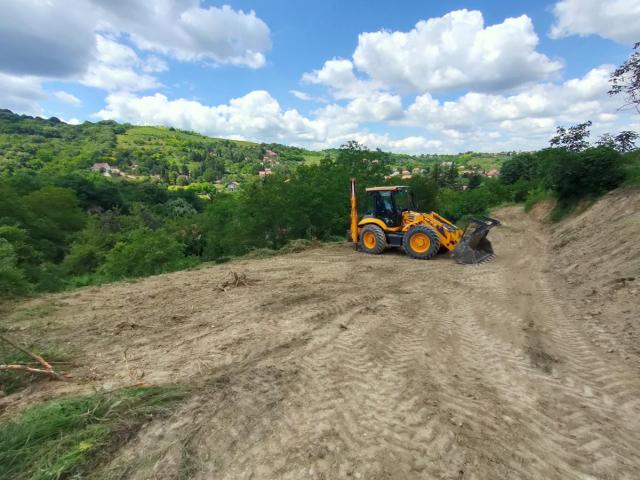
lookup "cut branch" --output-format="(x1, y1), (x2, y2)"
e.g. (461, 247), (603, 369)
(0, 334), (67, 381)
(0, 334), (53, 371)
(0, 364), (65, 379)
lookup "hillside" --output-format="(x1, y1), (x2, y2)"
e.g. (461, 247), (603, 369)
(0, 110), (506, 187)
(0, 109), (320, 186)
(2, 190), (640, 479)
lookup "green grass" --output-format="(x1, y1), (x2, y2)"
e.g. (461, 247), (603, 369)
(0, 386), (188, 480)
(524, 187), (554, 212)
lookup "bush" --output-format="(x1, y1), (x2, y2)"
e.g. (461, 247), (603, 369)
(549, 147), (624, 200)
(500, 153), (538, 184)
(524, 187), (553, 212)
(100, 229), (193, 280)
(0, 239), (32, 296)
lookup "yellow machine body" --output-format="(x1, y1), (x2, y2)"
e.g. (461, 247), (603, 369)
(349, 179), (498, 263)
(357, 211), (463, 251)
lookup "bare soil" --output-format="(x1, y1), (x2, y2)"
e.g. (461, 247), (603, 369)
(2, 192), (640, 479)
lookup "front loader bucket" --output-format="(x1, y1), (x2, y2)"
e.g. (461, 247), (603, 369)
(452, 216), (501, 265)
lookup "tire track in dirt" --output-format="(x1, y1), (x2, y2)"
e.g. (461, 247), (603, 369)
(10, 205), (640, 480)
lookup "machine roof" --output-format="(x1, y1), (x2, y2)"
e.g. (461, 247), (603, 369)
(365, 186), (409, 192)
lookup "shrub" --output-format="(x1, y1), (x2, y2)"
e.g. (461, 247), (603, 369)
(100, 229), (192, 280)
(0, 239), (32, 296)
(550, 147), (624, 200)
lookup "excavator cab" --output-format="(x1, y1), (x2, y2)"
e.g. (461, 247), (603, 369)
(365, 187), (413, 227)
(349, 179), (499, 264)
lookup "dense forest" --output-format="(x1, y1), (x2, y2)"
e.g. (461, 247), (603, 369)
(0, 109), (638, 296)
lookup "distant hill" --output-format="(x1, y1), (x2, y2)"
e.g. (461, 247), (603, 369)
(0, 109), (508, 187)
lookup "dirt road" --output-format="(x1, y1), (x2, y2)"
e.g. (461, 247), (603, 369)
(4, 203), (640, 479)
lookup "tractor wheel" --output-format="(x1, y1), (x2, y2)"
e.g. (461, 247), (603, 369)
(359, 225), (387, 254)
(402, 225), (440, 260)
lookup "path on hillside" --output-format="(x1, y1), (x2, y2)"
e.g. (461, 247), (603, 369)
(6, 206), (640, 479)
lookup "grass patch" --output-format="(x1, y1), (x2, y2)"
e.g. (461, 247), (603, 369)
(524, 187), (553, 212)
(9, 302), (62, 323)
(0, 386), (188, 480)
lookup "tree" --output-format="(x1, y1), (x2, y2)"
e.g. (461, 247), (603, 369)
(614, 131), (639, 152)
(609, 42), (640, 113)
(549, 147), (624, 200)
(100, 229), (189, 279)
(0, 239), (32, 296)
(468, 174), (482, 190)
(549, 121), (592, 152)
(596, 133), (615, 149)
(500, 153), (538, 184)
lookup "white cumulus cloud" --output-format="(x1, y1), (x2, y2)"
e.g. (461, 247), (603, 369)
(313, 10), (561, 95)
(0, 73), (46, 115)
(92, 1), (271, 68)
(81, 35), (161, 92)
(550, 0), (640, 44)
(95, 90), (328, 143)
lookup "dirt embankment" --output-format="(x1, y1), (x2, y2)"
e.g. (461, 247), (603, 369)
(2, 189), (640, 479)
(548, 188), (640, 364)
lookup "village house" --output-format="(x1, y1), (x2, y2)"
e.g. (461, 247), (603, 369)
(486, 168), (499, 178)
(258, 168), (273, 178)
(90, 162), (111, 176)
(226, 181), (240, 192)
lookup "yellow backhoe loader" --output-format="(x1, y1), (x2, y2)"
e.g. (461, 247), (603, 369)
(349, 178), (500, 264)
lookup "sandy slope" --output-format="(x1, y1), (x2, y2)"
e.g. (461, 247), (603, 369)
(3, 195), (640, 479)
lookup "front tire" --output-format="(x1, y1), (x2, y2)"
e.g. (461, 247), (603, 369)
(359, 225), (387, 254)
(402, 225), (440, 259)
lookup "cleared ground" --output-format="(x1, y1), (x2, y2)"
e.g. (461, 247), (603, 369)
(3, 194), (640, 479)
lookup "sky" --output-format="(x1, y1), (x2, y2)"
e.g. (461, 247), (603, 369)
(1, 0), (639, 153)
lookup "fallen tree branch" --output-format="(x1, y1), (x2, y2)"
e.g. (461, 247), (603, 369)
(0, 334), (68, 381)
(0, 364), (66, 379)
(0, 334), (53, 371)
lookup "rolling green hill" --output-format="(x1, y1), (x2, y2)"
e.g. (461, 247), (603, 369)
(0, 110), (508, 189)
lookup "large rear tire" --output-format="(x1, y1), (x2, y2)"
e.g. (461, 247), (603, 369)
(402, 225), (440, 259)
(359, 225), (387, 254)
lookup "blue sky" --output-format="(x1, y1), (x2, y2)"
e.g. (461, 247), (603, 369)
(1, 0), (639, 152)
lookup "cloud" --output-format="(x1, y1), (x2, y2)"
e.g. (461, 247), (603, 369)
(53, 91), (82, 106)
(304, 10), (561, 96)
(401, 65), (634, 151)
(0, 73), (46, 115)
(80, 35), (162, 92)
(302, 59), (380, 99)
(550, 0), (640, 44)
(350, 133), (443, 152)
(98, 2), (272, 68)
(0, 0), (96, 78)
(92, 64), (635, 154)
(406, 66), (615, 132)
(95, 90), (328, 143)
(0, 0), (271, 81)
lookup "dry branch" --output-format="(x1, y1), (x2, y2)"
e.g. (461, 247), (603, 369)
(0, 334), (68, 381)
(0, 364), (65, 378)
(216, 271), (252, 291)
